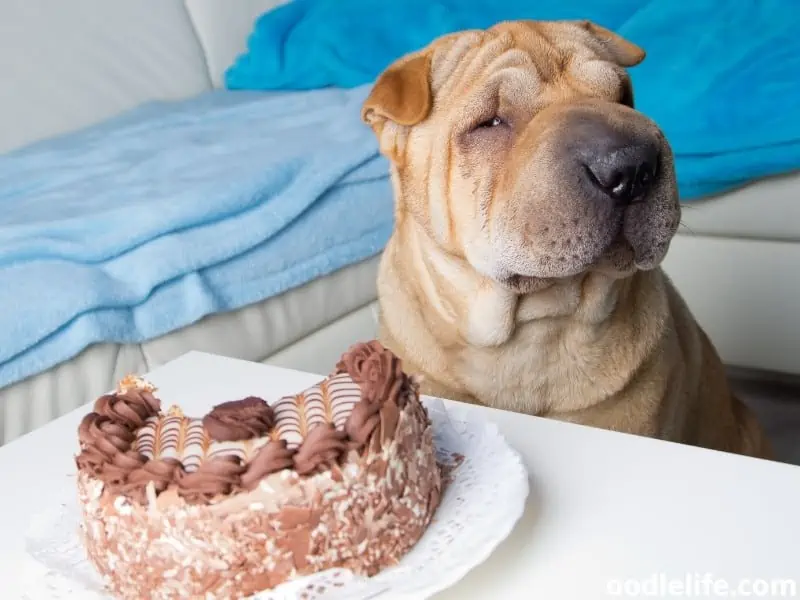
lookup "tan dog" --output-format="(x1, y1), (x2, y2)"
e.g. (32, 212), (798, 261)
(361, 20), (771, 458)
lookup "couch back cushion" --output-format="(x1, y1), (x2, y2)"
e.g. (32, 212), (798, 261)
(0, 0), (211, 153)
(185, 0), (289, 88)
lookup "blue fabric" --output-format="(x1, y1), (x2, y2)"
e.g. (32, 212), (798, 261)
(0, 87), (392, 388)
(226, 0), (800, 199)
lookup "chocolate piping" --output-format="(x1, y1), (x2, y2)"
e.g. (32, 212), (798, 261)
(75, 341), (417, 505)
(203, 397), (274, 442)
(94, 390), (160, 429)
(176, 456), (245, 504)
(293, 424), (348, 476)
(120, 458), (184, 505)
(240, 439), (295, 491)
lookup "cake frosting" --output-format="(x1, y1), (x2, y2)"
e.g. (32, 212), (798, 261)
(74, 341), (442, 599)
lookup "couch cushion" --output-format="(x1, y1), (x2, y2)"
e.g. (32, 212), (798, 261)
(679, 171), (800, 242)
(185, 0), (289, 88)
(0, 0), (211, 153)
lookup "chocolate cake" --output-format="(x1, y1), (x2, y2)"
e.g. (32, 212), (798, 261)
(74, 341), (442, 599)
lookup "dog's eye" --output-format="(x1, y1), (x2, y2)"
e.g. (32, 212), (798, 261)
(475, 116), (506, 129)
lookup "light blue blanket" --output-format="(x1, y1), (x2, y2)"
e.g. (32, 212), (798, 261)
(226, 0), (800, 199)
(0, 87), (391, 388)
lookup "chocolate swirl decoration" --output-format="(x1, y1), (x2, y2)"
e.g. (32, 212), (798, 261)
(117, 458), (184, 505)
(202, 397), (274, 442)
(76, 413), (138, 478)
(97, 451), (148, 487)
(337, 341), (411, 453)
(75, 389), (162, 499)
(293, 424), (348, 476)
(344, 399), (381, 448)
(175, 455), (246, 504)
(240, 440), (296, 491)
(94, 390), (161, 429)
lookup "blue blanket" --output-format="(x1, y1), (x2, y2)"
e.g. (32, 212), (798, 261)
(226, 0), (800, 199)
(0, 87), (392, 388)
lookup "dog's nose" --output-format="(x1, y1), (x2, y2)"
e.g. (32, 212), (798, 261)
(582, 143), (660, 205)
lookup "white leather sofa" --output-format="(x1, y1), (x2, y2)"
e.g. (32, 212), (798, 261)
(0, 0), (797, 444)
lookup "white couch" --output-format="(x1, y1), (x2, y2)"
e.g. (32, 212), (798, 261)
(1, 0), (798, 443)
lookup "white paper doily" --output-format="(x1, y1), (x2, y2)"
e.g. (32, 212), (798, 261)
(23, 399), (529, 600)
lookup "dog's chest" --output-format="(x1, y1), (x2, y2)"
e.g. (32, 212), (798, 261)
(454, 324), (568, 415)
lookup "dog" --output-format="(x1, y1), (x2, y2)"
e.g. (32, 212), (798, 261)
(360, 20), (771, 459)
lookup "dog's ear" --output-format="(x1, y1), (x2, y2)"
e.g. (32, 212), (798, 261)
(576, 20), (645, 67)
(361, 52), (433, 131)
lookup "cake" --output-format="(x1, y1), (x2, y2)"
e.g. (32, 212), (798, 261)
(74, 341), (442, 599)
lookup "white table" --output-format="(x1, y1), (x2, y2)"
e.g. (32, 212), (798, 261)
(2, 351), (799, 599)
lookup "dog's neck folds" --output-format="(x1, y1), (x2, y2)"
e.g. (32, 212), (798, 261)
(391, 217), (636, 349)
(395, 218), (515, 347)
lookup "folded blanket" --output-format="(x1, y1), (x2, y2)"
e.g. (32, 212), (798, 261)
(0, 87), (392, 389)
(226, 0), (800, 199)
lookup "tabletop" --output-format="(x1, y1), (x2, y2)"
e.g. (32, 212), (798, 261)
(1, 351), (799, 599)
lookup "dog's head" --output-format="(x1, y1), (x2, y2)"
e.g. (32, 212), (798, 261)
(362, 20), (680, 292)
